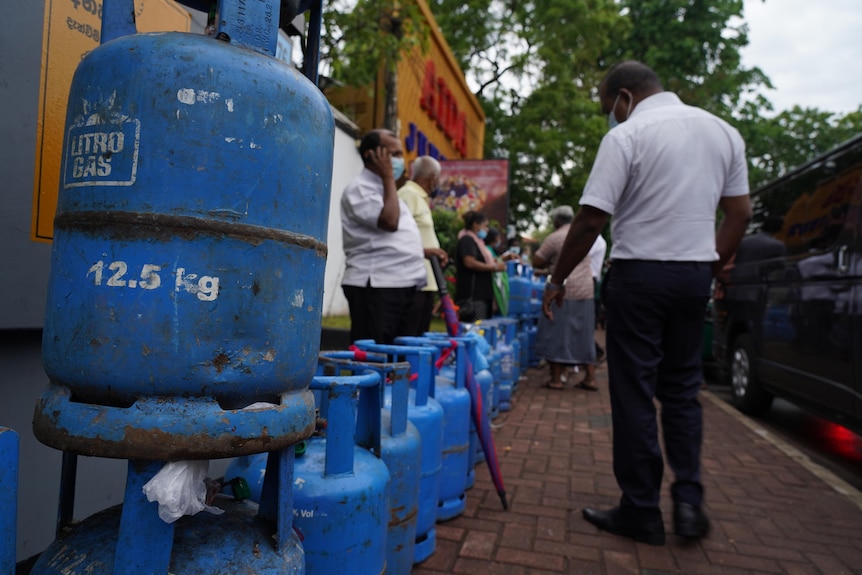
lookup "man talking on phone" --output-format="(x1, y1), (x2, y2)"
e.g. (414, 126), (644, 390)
(340, 129), (427, 344)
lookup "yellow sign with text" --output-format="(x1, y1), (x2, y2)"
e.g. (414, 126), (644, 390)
(32, 0), (191, 242)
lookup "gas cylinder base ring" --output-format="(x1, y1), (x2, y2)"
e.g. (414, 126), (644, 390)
(437, 494), (467, 522)
(32, 384), (315, 460)
(413, 526), (437, 564)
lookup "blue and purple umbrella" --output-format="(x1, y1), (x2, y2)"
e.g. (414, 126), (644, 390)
(431, 256), (508, 511)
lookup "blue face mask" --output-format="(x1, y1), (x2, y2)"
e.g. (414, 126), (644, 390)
(477, 229), (488, 240)
(391, 157), (405, 180)
(607, 92), (632, 129)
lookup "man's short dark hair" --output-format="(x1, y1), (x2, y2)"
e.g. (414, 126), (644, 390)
(358, 129), (397, 160)
(601, 61), (663, 98)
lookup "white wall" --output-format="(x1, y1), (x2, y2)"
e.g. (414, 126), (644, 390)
(321, 118), (363, 317)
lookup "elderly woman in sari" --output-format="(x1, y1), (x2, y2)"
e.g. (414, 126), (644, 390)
(533, 206), (598, 390)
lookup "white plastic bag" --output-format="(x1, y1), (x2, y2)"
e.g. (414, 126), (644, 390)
(142, 460), (224, 523)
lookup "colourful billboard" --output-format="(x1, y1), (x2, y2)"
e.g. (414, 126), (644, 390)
(432, 159), (509, 228)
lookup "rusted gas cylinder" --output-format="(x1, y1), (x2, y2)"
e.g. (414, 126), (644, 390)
(35, 0), (333, 460)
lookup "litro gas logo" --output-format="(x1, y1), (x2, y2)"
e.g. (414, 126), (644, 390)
(63, 117), (140, 188)
(69, 131), (125, 178)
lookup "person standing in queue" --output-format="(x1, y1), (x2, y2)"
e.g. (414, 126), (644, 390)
(532, 205), (598, 391)
(542, 61), (752, 545)
(397, 155), (450, 335)
(340, 129), (427, 344)
(456, 211), (505, 322)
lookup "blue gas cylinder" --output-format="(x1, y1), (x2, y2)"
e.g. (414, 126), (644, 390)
(32, 446), (305, 575)
(318, 352), (421, 575)
(507, 262), (531, 316)
(522, 315), (540, 367)
(473, 368), (494, 465)
(31, 497), (306, 575)
(527, 267), (544, 313)
(35, 0), (331, 460)
(432, 374), (470, 519)
(432, 360), (476, 490)
(417, 333), (483, 489)
(393, 336), (470, 522)
(392, 385), (442, 563)
(493, 324), (516, 412)
(379, 410), (422, 572)
(518, 331), (529, 374)
(475, 323), (502, 420)
(293, 373), (390, 575)
(431, 338), (475, 495)
(496, 317), (522, 390)
(432, 331), (493, 467)
(0, 428), (17, 574)
(353, 341), (443, 564)
(456, 333), (493, 465)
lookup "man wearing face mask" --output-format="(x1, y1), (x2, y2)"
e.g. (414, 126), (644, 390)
(340, 129), (427, 344)
(542, 61), (752, 545)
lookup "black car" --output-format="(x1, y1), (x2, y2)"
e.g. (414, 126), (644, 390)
(712, 134), (862, 434)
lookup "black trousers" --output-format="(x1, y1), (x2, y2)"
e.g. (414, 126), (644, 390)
(343, 284), (416, 345)
(603, 260), (711, 514)
(404, 290), (435, 336)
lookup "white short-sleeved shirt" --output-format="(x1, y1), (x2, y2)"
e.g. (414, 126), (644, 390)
(588, 235), (607, 280)
(580, 92), (750, 262)
(340, 168), (427, 288)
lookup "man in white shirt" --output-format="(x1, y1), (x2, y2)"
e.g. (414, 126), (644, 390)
(398, 156), (450, 335)
(341, 129), (427, 344)
(543, 61), (752, 545)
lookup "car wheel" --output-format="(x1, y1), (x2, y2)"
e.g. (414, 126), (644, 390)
(729, 334), (773, 416)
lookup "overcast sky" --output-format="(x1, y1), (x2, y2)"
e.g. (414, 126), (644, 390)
(739, 0), (862, 116)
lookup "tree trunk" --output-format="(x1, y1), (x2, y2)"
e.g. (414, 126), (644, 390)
(383, 60), (399, 133)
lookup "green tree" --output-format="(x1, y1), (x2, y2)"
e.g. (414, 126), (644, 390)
(321, 0), (427, 130)
(430, 0), (776, 230)
(319, 0), (858, 230)
(431, 207), (462, 262)
(432, 0), (626, 227)
(613, 0), (771, 118)
(738, 104), (862, 188)
(431, 207), (463, 294)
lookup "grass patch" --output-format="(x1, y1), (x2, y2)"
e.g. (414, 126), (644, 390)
(321, 315), (448, 333)
(320, 315), (351, 330)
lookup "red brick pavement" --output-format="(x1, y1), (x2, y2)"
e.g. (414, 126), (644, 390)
(412, 347), (862, 575)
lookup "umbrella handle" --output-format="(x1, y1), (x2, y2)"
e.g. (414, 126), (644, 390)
(430, 255), (448, 296)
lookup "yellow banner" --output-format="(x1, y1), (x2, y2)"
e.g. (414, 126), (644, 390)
(32, 0), (191, 242)
(775, 167), (862, 249)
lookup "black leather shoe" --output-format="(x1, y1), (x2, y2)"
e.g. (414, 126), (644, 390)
(674, 503), (710, 539)
(582, 506), (666, 546)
